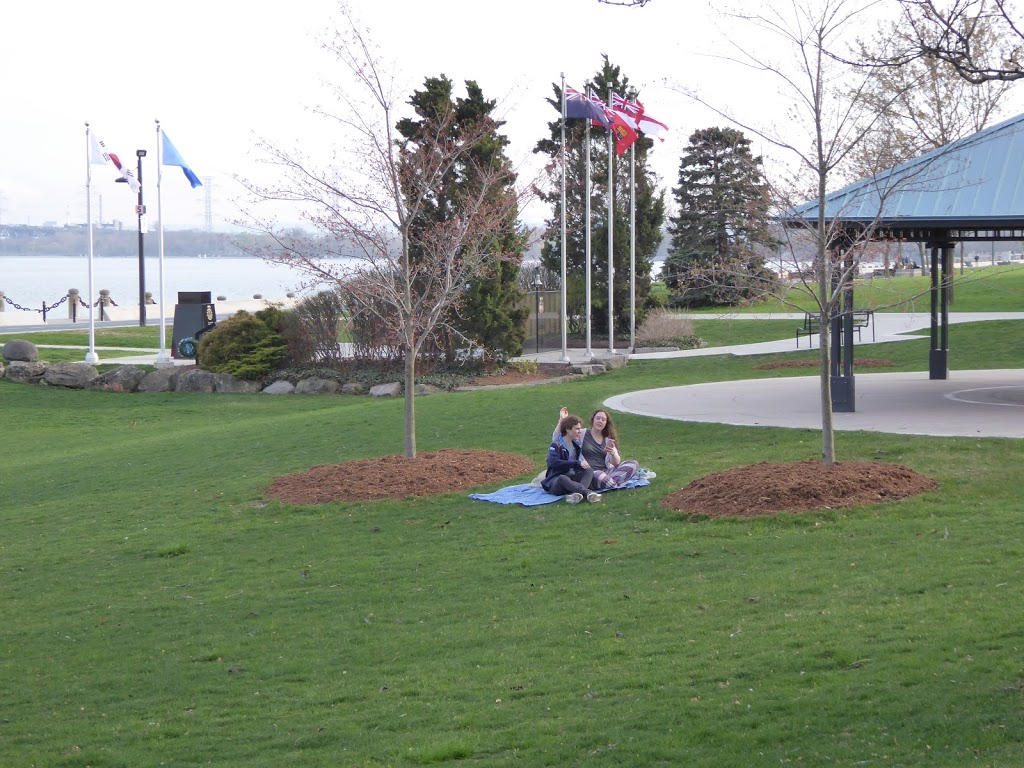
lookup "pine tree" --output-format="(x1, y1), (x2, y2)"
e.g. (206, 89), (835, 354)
(398, 76), (527, 360)
(663, 127), (778, 307)
(534, 56), (666, 339)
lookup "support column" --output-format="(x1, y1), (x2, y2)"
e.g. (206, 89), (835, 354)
(927, 236), (953, 380)
(830, 244), (856, 412)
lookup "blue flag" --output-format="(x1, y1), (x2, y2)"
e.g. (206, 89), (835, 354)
(161, 131), (203, 189)
(565, 86), (610, 128)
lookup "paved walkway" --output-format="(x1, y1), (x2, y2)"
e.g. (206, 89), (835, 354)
(9, 309), (1023, 437)
(525, 312), (1024, 439)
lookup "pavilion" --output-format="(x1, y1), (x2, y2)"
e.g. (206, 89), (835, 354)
(784, 111), (1024, 411)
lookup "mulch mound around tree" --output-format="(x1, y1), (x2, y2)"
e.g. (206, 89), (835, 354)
(662, 460), (938, 518)
(266, 449), (536, 505)
(754, 359), (895, 370)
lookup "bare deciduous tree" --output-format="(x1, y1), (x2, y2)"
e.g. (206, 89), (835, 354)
(884, 0), (1024, 83)
(680, 0), (919, 465)
(240, 2), (523, 458)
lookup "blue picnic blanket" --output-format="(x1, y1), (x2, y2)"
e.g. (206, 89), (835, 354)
(470, 476), (650, 506)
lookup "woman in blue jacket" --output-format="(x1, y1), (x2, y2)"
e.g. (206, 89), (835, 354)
(541, 414), (601, 504)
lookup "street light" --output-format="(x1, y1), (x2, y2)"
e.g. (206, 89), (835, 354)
(116, 149), (147, 326)
(533, 267), (544, 355)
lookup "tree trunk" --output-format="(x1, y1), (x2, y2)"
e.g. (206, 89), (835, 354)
(818, 314), (836, 466)
(403, 349), (416, 458)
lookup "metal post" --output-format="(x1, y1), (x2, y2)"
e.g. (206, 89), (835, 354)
(534, 267), (543, 355)
(136, 149), (147, 327)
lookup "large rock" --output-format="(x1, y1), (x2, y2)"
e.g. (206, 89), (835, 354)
(175, 369), (218, 393)
(213, 373), (263, 393)
(295, 377), (340, 395)
(340, 382), (368, 395)
(138, 367), (180, 393)
(91, 365), (148, 392)
(569, 363), (606, 376)
(369, 382), (402, 397)
(591, 354), (628, 370)
(42, 362), (99, 389)
(5, 361), (49, 384)
(2, 339), (38, 362)
(262, 380), (296, 395)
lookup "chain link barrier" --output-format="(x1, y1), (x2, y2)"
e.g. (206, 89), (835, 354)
(1, 292), (116, 323)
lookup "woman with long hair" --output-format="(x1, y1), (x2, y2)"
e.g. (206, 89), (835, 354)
(554, 407), (639, 490)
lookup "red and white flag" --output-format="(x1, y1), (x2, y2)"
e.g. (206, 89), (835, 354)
(89, 131), (140, 193)
(611, 93), (669, 142)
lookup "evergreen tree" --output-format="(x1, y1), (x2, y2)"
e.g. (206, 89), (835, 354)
(534, 56), (666, 338)
(663, 127), (778, 307)
(398, 76), (527, 359)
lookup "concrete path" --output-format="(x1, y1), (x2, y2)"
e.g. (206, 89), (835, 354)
(526, 312), (1024, 439)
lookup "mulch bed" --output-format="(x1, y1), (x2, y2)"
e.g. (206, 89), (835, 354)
(661, 459), (938, 518)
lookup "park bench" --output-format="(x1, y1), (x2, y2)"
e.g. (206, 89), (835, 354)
(795, 310), (874, 348)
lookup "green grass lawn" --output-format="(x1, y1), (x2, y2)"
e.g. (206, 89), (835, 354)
(2, 322), (1022, 766)
(696, 263), (1024, 314)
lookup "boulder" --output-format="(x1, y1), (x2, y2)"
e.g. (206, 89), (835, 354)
(295, 376), (341, 395)
(591, 354), (628, 370)
(2, 339), (38, 362)
(569, 364), (606, 376)
(340, 382), (368, 395)
(369, 381), (402, 397)
(91, 365), (148, 392)
(138, 367), (180, 393)
(262, 380), (296, 395)
(5, 361), (49, 384)
(213, 373), (263, 393)
(175, 369), (218, 393)
(42, 362), (99, 389)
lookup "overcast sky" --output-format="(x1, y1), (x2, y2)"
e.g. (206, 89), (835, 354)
(3, 0), (1020, 233)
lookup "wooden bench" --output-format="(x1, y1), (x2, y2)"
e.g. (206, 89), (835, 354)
(796, 310), (874, 347)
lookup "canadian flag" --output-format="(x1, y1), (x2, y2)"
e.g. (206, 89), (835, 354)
(89, 131), (140, 193)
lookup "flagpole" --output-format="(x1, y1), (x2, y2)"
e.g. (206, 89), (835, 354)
(154, 120), (172, 367)
(84, 123), (99, 364)
(607, 87), (614, 354)
(629, 102), (636, 353)
(584, 88), (593, 359)
(559, 73), (569, 363)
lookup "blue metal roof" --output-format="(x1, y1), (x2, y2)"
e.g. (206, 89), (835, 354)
(785, 112), (1024, 231)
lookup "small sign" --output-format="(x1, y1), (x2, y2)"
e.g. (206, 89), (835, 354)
(136, 204), (146, 216)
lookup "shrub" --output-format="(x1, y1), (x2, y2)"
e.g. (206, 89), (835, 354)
(279, 290), (348, 365)
(198, 310), (290, 380)
(636, 309), (703, 349)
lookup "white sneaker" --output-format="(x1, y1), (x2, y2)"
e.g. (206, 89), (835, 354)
(565, 493), (584, 504)
(587, 492), (602, 504)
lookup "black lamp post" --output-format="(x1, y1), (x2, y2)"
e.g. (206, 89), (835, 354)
(115, 149), (147, 326)
(533, 267), (544, 354)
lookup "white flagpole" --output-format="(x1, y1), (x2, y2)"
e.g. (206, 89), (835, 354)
(629, 106), (636, 353)
(584, 88), (593, 359)
(559, 74), (569, 362)
(154, 120), (172, 366)
(84, 123), (99, 364)
(607, 87), (615, 354)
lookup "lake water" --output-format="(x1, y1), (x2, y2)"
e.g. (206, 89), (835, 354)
(0, 254), (336, 310)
